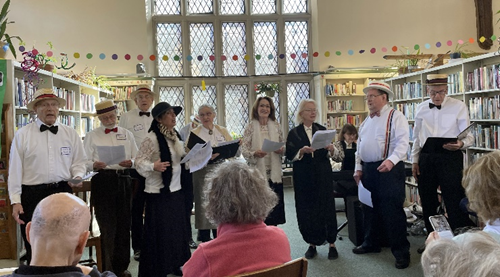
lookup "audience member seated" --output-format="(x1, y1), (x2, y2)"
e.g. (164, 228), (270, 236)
(183, 161), (291, 277)
(331, 123), (358, 196)
(426, 151), (500, 245)
(1, 193), (116, 277)
(421, 231), (500, 277)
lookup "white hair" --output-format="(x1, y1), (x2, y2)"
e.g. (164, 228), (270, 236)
(295, 99), (316, 125)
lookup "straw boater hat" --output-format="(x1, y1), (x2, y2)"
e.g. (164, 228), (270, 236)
(425, 74), (450, 86)
(95, 100), (117, 115)
(130, 85), (155, 99)
(27, 88), (67, 111)
(190, 115), (201, 126)
(363, 80), (394, 101)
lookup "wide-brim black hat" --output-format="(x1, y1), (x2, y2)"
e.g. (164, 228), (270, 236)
(152, 102), (182, 118)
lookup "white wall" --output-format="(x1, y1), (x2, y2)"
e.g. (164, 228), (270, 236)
(5, 0), (500, 75)
(6, 0), (151, 75)
(312, 0), (500, 71)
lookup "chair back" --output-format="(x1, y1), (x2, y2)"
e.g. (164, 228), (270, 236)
(230, 258), (308, 277)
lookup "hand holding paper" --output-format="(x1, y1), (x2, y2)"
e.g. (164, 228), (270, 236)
(67, 171), (99, 184)
(262, 139), (285, 153)
(96, 145), (126, 165)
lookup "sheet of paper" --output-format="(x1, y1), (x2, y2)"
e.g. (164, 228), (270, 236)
(310, 130), (336, 149)
(67, 171), (99, 184)
(262, 139), (285, 153)
(358, 181), (373, 208)
(96, 145), (126, 165)
(181, 141), (213, 173)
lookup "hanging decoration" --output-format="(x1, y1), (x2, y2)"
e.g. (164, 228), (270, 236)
(201, 79), (206, 91)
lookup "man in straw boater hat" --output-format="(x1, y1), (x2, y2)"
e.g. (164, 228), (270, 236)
(118, 85), (157, 260)
(83, 100), (138, 277)
(352, 80), (411, 269)
(411, 74), (475, 253)
(8, 88), (87, 265)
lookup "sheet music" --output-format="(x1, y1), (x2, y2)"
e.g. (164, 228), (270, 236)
(358, 181), (373, 208)
(97, 145), (126, 165)
(180, 141), (213, 173)
(262, 139), (285, 153)
(310, 130), (336, 149)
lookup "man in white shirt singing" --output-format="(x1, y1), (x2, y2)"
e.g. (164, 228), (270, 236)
(352, 81), (411, 269)
(8, 88), (87, 265)
(83, 100), (137, 277)
(412, 74), (475, 253)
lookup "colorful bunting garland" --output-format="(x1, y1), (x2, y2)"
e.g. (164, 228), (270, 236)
(11, 36), (500, 62)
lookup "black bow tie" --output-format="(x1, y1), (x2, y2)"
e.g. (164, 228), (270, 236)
(40, 124), (58, 134)
(139, 111), (151, 117)
(429, 103), (442, 110)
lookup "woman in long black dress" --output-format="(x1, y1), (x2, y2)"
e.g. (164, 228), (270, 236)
(285, 99), (339, 260)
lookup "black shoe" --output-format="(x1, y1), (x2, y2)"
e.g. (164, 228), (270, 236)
(189, 239), (198, 249)
(395, 258), (410, 269)
(352, 245), (381, 255)
(328, 246), (339, 260)
(417, 244), (426, 254)
(304, 246), (317, 259)
(172, 267), (183, 276)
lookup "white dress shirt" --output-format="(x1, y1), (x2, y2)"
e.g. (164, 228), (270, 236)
(135, 132), (182, 193)
(411, 96), (473, 163)
(355, 105), (409, 171)
(83, 125), (138, 171)
(118, 108), (153, 148)
(8, 119), (87, 204)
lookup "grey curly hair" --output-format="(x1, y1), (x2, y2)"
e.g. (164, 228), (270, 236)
(204, 161), (278, 225)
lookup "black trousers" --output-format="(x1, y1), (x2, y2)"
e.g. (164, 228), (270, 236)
(20, 182), (72, 264)
(418, 151), (475, 232)
(91, 170), (132, 274)
(361, 161), (410, 260)
(130, 169), (146, 253)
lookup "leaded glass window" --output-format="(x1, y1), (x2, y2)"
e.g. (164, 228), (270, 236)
(285, 21), (308, 73)
(287, 82), (310, 130)
(154, 0), (181, 15)
(224, 84), (249, 136)
(190, 23), (216, 77)
(222, 22), (247, 76)
(157, 23), (183, 77)
(253, 22), (278, 75)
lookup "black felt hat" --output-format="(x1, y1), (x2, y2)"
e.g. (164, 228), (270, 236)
(152, 102), (182, 118)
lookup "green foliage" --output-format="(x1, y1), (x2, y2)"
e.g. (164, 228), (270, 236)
(0, 0), (22, 59)
(255, 82), (282, 97)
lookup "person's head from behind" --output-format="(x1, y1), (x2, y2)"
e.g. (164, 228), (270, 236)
(421, 231), (500, 277)
(339, 123), (358, 144)
(27, 193), (91, 266)
(462, 151), (500, 224)
(204, 161), (278, 225)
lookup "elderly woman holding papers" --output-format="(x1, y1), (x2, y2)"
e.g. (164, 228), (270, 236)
(285, 99), (339, 260)
(242, 96), (286, 226)
(186, 104), (237, 243)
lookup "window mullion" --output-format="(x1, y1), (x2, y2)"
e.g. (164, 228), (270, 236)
(277, 17), (286, 75)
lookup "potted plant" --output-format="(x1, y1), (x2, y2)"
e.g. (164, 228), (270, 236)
(0, 0), (22, 59)
(450, 41), (473, 59)
(255, 81), (281, 97)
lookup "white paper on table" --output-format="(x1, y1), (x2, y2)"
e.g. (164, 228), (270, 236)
(310, 130), (336, 149)
(358, 181), (373, 208)
(67, 171), (99, 184)
(96, 145), (126, 165)
(180, 141), (213, 173)
(262, 139), (285, 153)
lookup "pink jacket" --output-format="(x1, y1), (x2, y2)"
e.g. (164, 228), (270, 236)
(183, 221), (291, 277)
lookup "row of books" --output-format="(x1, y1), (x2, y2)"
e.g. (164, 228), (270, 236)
(15, 77), (37, 108)
(465, 65), (500, 92)
(59, 115), (76, 129)
(405, 181), (420, 205)
(408, 123), (414, 141)
(116, 102), (128, 116)
(469, 152), (488, 165)
(468, 96), (500, 120)
(327, 100), (354, 112)
(326, 114), (362, 130)
(54, 87), (76, 111)
(447, 72), (463, 95)
(81, 117), (97, 134)
(394, 102), (418, 120)
(324, 82), (357, 96)
(15, 114), (35, 130)
(81, 94), (96, 113)
(471, 124), (500, 150)
(393, 82), (422, 100)
(113, 86), (137, 100)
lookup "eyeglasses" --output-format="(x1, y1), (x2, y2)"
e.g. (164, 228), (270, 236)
(199, 112), (214, 117)
(37, 102), (60, 109)
(428, 89), (447, 96)
(303, 109), (318, 113)
(364, 94), (383, 100)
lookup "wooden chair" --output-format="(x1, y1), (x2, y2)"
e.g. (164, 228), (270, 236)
(72, 181), (102, 272)
(230, 258), (308, 277)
